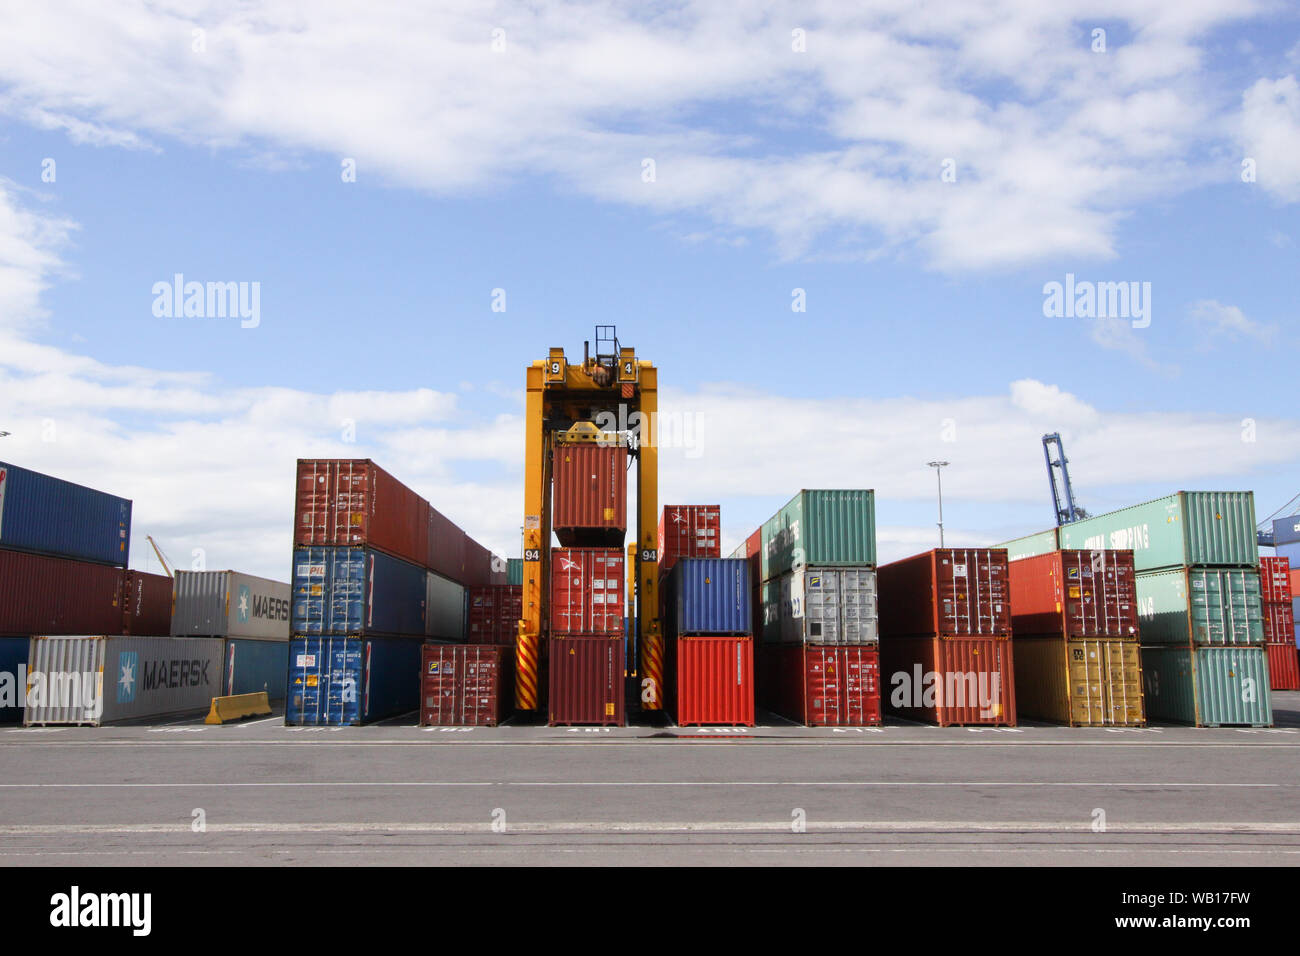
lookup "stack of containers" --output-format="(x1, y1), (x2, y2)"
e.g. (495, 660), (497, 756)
(172, 570), (291, 704)
(467, 586), (523, 645)
(1058, 491), (1272, 727)
(662, 557), (754, 726)
(877, 548), (1017, 726)
(751, 490), (882, 726)
(1260, 556), (1299, 690)
(1006, 549), (1144, 726)
(658, 505), (721, 577)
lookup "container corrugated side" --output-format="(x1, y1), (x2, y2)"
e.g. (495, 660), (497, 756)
(658, 505), (721, 575)
(171, 570), (291, 640)
(224, 638), (288, 701)
(1142, 645), (1273, 726)
(294, 459), (430, 569)
(1059, 491), (1258, 572)
(547, 635), (624, 726)
(0, 551), (123, 636)
(552, 444), (628, 547)
(996, 528), (1060, 562)
(880, 636), (1016, 726)
(550, 548), (624, 636)
(0, 461), (131, 566)
(1272, 516), (1300, 547)
(670, 635), (754, 726)
(0, 636), (29, 723)
(425, 571), (466, 640)
(122, 570), (173, 636)
(1012, 636), (1144, 726)
(761, 490), (876, 582)
(1136, 568), (1264, 646)
(507, 558), (523, 586)
(777, 567), (878, 644)
(1008, 549), (1139, 639)
(664, 557), (750, 637)
(757, 644), (881, 726)
(286, 635), (422, 725)
(877, 549), (1011, 638)
(1259, 556), (1292, 604)
(421, 644), (512, 726)
(292, 547), (426, 636)
(1267, 642), (1300, 691)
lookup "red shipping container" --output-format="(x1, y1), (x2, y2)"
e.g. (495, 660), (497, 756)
(669, 635), (754, 726)
(1008, 549), (1138, 639)
(1260, 556), (1293, 605)
(1263, 601), (1295, 646)
(295, 460), (430, 569)
(879, 636), (1017, 726)
(758, 643), (881, 727)
(552, 444), (627, 546)
(1290, 569), (1300, 602)
(548, 635), (625, 726)
(121, 570), (173, 635)
(878, 548), (1011, 638)
(658, 505), (721, 576)
(1267, 641), (1300, 691)
(460, 537), (492, 589)
(550, 548), (624, 635)
(0, 550), (123, 635)
(427, 510), (465, 582)
(467, 586), (522, 645)
(420, 644), (513, 726)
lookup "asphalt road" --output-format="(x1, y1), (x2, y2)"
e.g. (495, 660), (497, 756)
(2, 691), (1298, 866)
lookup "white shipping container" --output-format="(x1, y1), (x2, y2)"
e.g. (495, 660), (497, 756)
(24, 635), (224, 726)
(171, 570), (290, 640)
(425, 570), (466, 640)
(779, 567), (878, 644)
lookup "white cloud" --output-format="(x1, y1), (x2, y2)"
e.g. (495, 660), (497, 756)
(1189, 298), (1277, 344)
(1242, 74), (1300, 202)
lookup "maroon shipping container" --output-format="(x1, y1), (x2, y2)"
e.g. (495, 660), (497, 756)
(420, 644), (513, 726)
(880, 636), (1016, 726)
(1260, 556), (1292, 605)
(467, 585), (522, 645)
(427, 510), (465, 582)
(295, 460), (430, 569)
(460, 537), (492, 589)
(550, 548), (624, 636)
(1266, 641), (1300, 691)
(548, 635), (625, 726)
(658, 505), (721, 576)
(0, 550), (123, 635)
(878, 548), (1011, 638)
(552, 444), (627, 546)
(121, 570), (173, 635)
(1263, 601), (1295, 646)
(759, 643), (881, 727)
(1008, 549), (1138, 639)
(669, 635), (754, 726)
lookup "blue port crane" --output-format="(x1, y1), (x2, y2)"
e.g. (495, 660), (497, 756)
(1042, 432), (1087, 526)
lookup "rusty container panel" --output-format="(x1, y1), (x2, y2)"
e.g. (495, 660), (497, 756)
(1008, 549), (1139, 639)
(670, 635), (754, 726)
(550, 548), (624, 636)
(552, 444), (627, 547)
(880, 636), (1016, 726)
(757, 643), (881, 726)
(877, 549), (1011, 638)
(658, 505), (721, 576)
(0, 550), (123, 636)
(121, 570), (173, 636)
(294, 459), (430, 569)
(1012, 636), (1145, 726)
(1260, 556), (1292, 604)
(1266, 641), (1300, 691)
(548, 635), (625, 726)
(1264, 601), (1295, 646)
(420, 643), (513, 726)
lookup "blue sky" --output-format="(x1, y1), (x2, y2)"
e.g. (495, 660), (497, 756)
(1, 2), (1299, 579)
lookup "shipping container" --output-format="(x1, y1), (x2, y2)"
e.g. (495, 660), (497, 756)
(552, 444), (627, 546)
(0, 550), (123, 636)
(424, 571), (466, 640)
(663, 557), (750, 637)
(172, 570), (291, 640)
(291, 547), (425, 637)
(1008, 549), (1138, 639)
(0, 461), (131, 566)
(880, 636), (1016, 726)
(121, 570), (173, 636)
(286, 635), (421, 725)
(1141, 645), (1273, 726)
(24, 635), (223, 726)
(761, 490), (876, 582)
(507, 558), (524, 586)
(1012, 637), (1144, 726)
(668, 635), (754, 726)
(658, 505), (721, 575)
(1259, 556), (1292, 604)
(426, 509), (464, 582)
(460, 537), (492, 589)
(467, 585), (522, 645)
(1280, 541), (1300, 568)
(1057, 491), (1258, 572)
(548, 635), (624, 726)
(995, 528), (1060, 562)
(1267, 641), (1300, 691)
(1272, 516), (1300, 547)
(757, 577), (782, 643)
(758, 643), (881, 726)
(420, 644), (513, 726)
(1263, 601), (1294, 646)
(773, 566), (878, 644)
(224, 637), (288, 701)
(0, 636), (28, 723)
(877, 549), (1011, 638)
(550, 548), (624, 636)
(294, 459), (430, 570)
(1135, 567), (1264, 646)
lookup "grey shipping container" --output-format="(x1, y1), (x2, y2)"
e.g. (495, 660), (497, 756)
(425, 571), (466, 640)
(1273, 516), (1300, 548)
(25, 635), (224, 726)
(172, 570), (291, 640)
(778, 567), (878, 644)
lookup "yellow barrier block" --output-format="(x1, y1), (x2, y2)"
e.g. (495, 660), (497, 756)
(205, 692), (272, 724)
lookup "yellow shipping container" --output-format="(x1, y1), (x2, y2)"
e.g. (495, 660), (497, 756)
(1013, 636), (1145, 726)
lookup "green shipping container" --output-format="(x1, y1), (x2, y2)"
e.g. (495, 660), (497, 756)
(1057, 492), (1257, 572)
(995, 528), (1060, 562)
(1141, 645), (1272, 726)
(1136, 568), (1264, 646)
(760, 490), (876, 582)
(507, 558), (523, 586)
(758, 578), (781, 642)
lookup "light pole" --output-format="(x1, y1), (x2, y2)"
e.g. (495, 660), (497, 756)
(927, 461), (949, 547)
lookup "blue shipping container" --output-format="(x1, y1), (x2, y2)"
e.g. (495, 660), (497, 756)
(292, 547), (426, 636)
(285, 635), (421, 725)
(0, 636), (28, 723)
(664, 557), (751, 637)
(224, 638), (288, 702)
(1273, 516), (1300, 547)
(1276, 541), (1300, 567)
(0, 461), (131, 566)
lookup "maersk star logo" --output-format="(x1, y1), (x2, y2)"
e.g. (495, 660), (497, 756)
(117, 652), (138, 703)
(237, 585), (251, 623)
